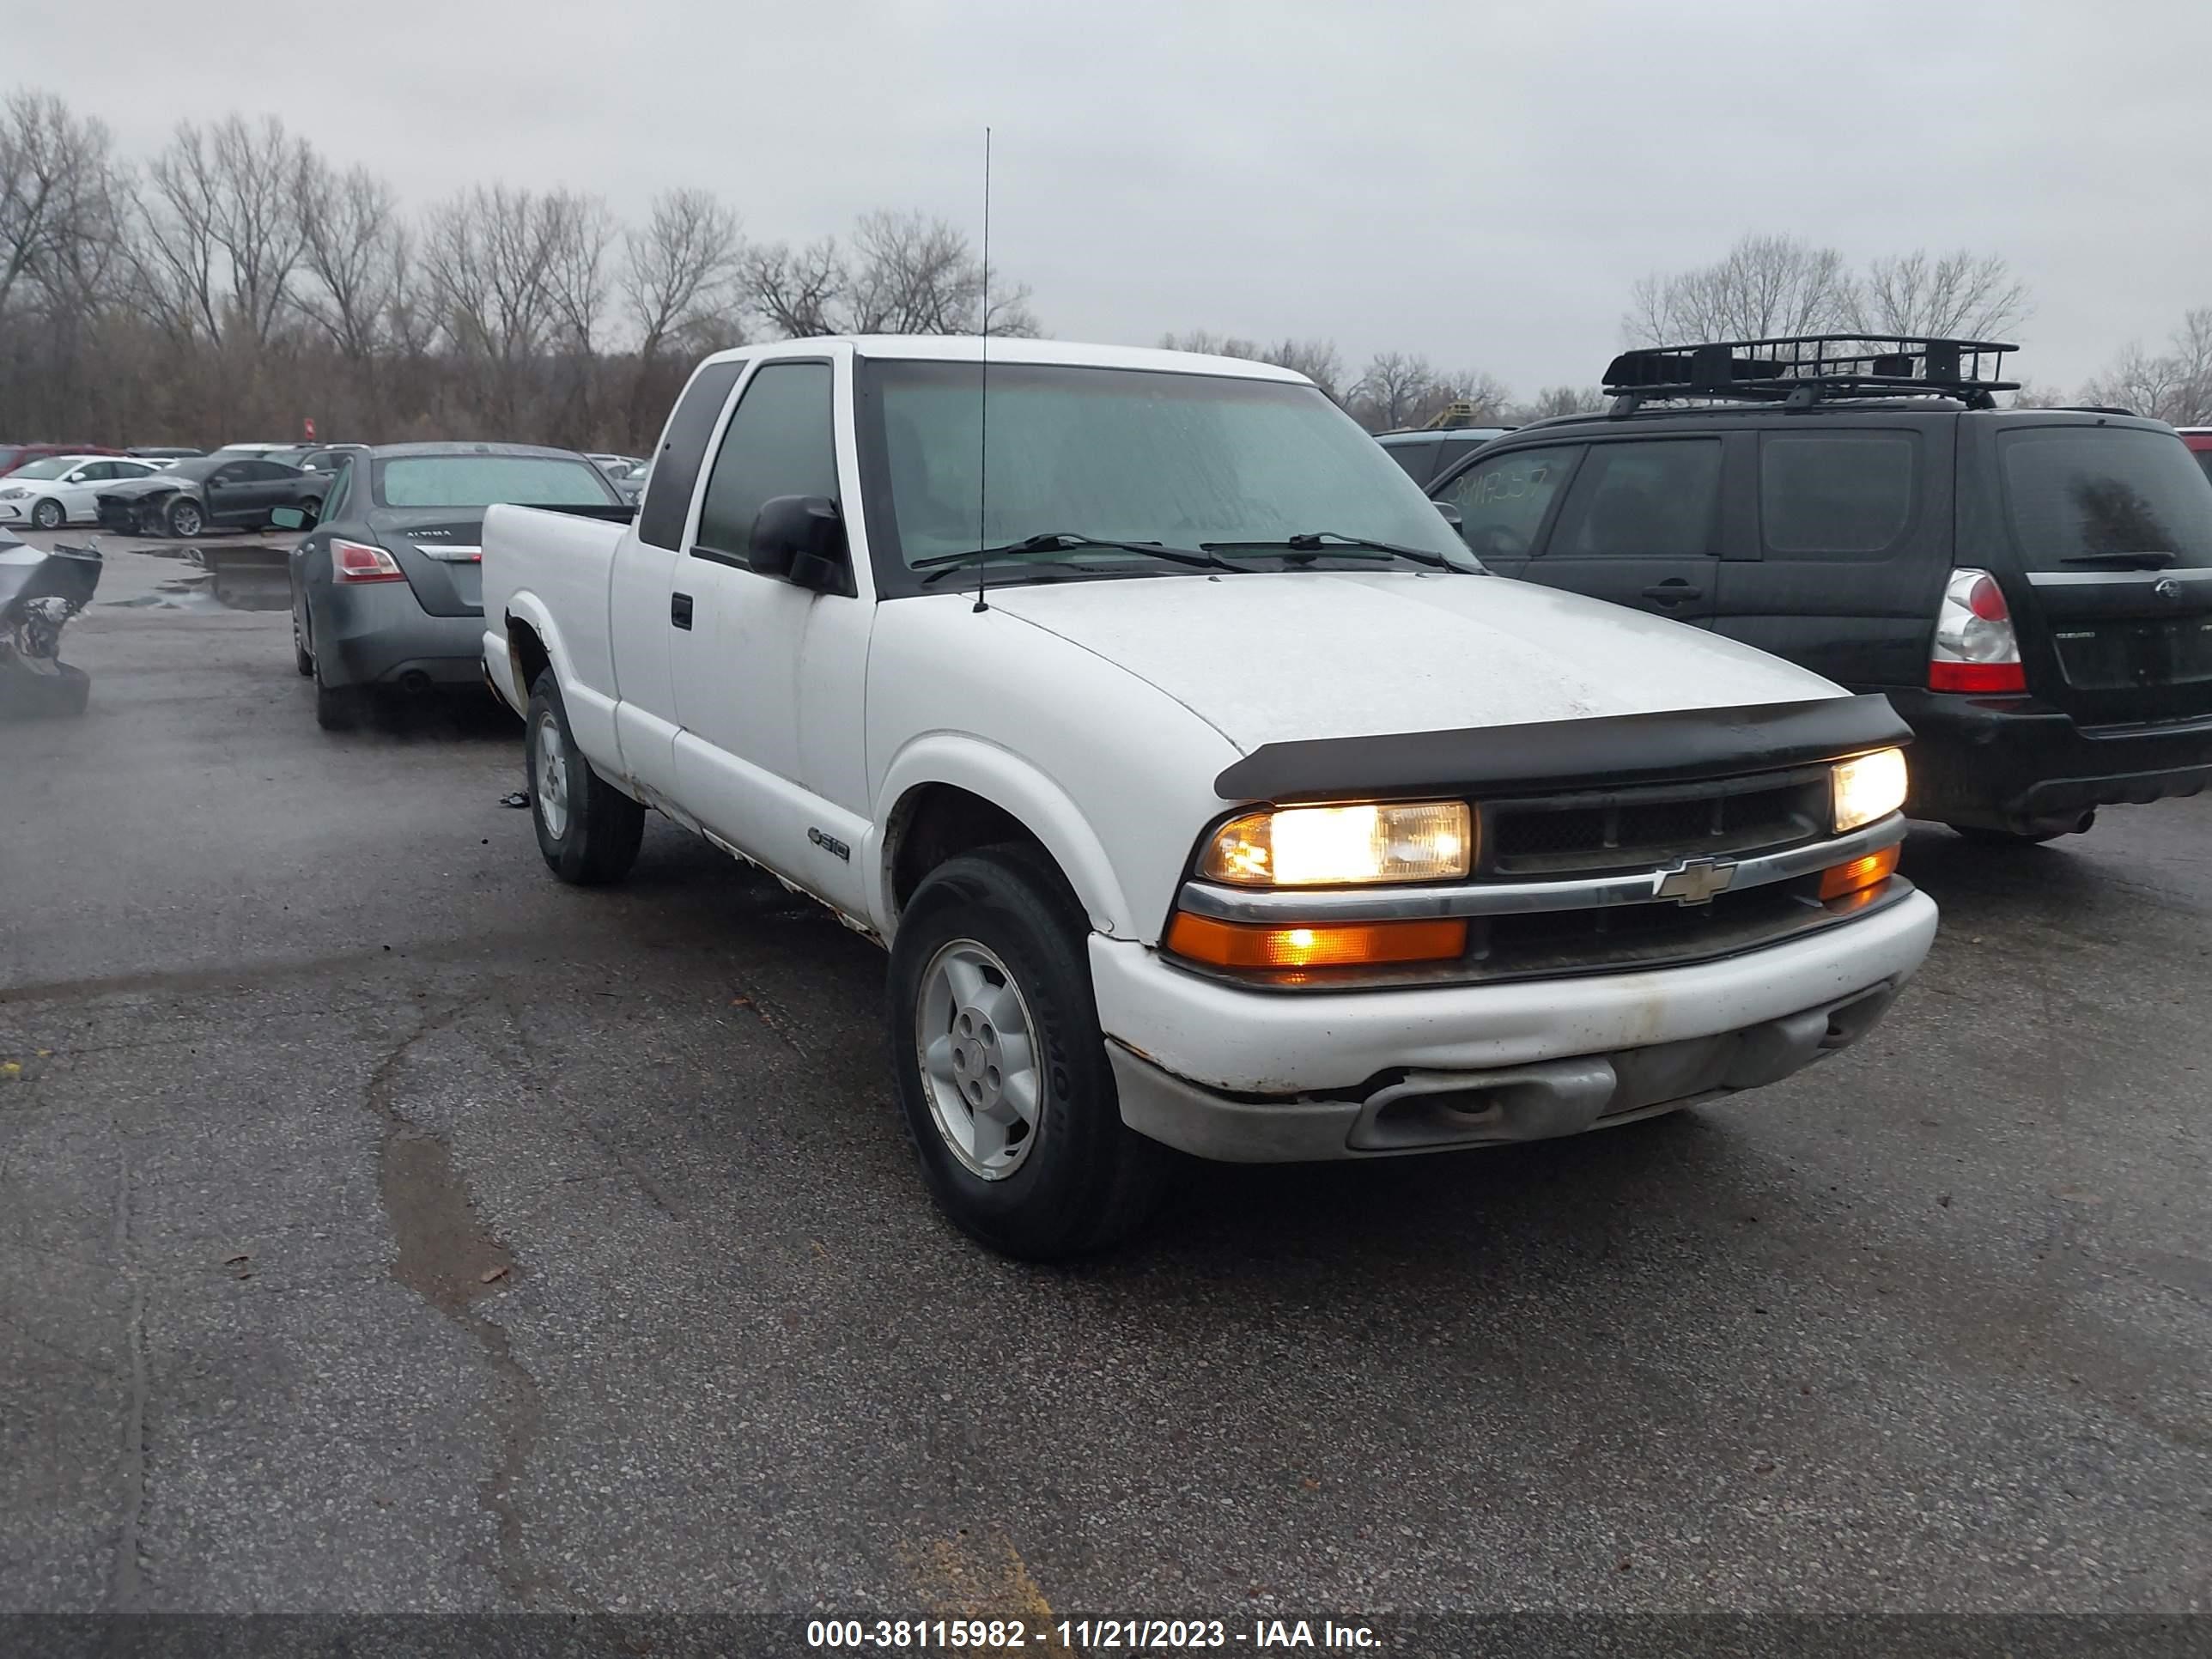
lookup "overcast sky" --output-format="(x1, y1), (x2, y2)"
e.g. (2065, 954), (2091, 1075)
(13, 0), (2209, 395)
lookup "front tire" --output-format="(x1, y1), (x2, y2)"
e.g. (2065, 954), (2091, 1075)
(293, 612), (314, 677)
(526, 670), (644, 884)
(31, 498), (64, 531)
(166, 498), (204, 538)
(889, 844), (1169, 1260)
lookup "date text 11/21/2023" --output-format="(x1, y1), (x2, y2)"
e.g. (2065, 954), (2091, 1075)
(805, 1618), (1382, 1650)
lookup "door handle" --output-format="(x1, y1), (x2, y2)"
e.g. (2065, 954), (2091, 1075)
(671, 592), (694, 629)
(1641, 581), (1703, 604)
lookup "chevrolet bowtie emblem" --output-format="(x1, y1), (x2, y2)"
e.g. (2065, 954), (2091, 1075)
(1653, 856), (1736, 904)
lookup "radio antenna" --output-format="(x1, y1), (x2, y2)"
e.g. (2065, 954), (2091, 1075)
(974, 125), (992, 614)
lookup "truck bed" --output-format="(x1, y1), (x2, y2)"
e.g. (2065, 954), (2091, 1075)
(480, 502), (631, 719)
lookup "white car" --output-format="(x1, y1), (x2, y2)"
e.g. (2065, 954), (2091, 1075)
(0, 455), (167, 529)
(480, 337), (1938, 1259)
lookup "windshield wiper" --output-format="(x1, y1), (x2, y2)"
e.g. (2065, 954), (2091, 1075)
(1200, 531), (1455, 570)
(915, 532), (1221, 584)
(2059, 550), (2177, 569)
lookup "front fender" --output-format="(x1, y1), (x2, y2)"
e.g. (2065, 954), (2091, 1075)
(869, 732), (1135, 940)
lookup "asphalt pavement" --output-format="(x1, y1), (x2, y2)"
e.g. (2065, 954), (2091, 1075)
(3, 538), (2209, 1626)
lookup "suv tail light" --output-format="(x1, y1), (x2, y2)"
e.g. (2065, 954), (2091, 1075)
(1929, 568), (2025, 693)
(331, 539), (404, 584)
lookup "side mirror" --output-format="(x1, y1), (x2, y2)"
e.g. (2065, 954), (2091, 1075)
(269, 507), (307, 531)
(1434, 501), (1464, 530)
(749, 495), (850, 593)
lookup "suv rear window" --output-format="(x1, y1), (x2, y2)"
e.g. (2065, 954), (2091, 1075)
(1761, 434), (1915, 556)
(1998, 428), (2212, 572)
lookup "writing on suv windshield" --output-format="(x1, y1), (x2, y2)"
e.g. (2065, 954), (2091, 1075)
(863, 359), (1475, 587)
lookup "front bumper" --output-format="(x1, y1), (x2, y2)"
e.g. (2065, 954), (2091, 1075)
(315, 584), (486, 689)
(1891, 689), (2212, 832)
(1091, 884), (1936, 1162)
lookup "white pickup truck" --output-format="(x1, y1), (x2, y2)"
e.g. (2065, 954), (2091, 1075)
(481, 337), (1937, 1259)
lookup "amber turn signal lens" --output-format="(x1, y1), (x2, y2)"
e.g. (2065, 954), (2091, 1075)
(1819, 843), (1899, 901)
(1166, 913), (1468, 970)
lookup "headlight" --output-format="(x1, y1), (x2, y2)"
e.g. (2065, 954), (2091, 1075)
(1832, 748), (1908, 833)
(0, 489), (23, 500)
(1200, 800), (1473, 886)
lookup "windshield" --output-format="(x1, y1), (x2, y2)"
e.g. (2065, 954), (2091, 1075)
(859, 359), (1475, 592)
(375, 455), (617, 509)
(1999, 427), (2212, 572)
(9, 458), (76, 480)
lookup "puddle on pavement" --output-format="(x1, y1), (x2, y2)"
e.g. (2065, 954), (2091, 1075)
(101, 544), (293, 611)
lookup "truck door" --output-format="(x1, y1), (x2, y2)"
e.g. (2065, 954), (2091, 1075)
(667, 356), (873, 915)
(1526, 436), (1723, 626)
(611, 356), (746, 804)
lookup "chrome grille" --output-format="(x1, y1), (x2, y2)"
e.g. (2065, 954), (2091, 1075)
(1483, 767), (1828, 878)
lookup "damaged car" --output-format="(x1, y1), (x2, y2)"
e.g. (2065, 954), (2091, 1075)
(94, 454), (331, 539)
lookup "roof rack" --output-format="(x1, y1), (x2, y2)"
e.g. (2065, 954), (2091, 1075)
(1601, 334), (2019, 415)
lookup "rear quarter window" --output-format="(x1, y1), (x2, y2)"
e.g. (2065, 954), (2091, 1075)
(639, 358), (748, 550)
(1760, 433), (1917, 558)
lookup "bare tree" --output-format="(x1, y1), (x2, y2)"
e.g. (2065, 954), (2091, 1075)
(1515, 385), (1605, 422)
(1265, 337), (1346, 403)
(742, 210), (1036, 339)
(2083, 308), (2212, 424)
(1350, 351), (1437, 430)
(0, 90), (120, 317)
(293, 155), (402, 362)
(623, 188), (744, 363)
(1626, 232), (1854, 345)
(137, 115), (307, 349)
(421, 184), (573, 428)
(1850, 249), (2031, 339)
(1159, 331), (1342, 400)
(740, 236), (844, 337)
(1159, 329), (1261, 359)
(544, 192), (614, 354)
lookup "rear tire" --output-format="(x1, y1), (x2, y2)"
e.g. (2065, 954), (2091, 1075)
(313, 656), (365, 731)
(526, 669), (644, 884)
(888, 843), (1169, 1261)
(293, 614), (314, 677)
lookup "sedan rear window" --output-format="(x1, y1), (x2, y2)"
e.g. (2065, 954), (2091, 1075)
(1999, 428), (2212, 571)
(378, 456), (615, 509)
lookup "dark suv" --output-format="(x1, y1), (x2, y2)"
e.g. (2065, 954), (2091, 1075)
(1426, 337), (2212, 843)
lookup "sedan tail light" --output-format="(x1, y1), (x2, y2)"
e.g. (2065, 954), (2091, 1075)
(331, 539), (404, 584)
(1929, 567), (2026, 693)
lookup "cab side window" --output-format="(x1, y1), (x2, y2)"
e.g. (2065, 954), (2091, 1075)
(1435, 446), (1580, 558)
(693, 361), (839, 569)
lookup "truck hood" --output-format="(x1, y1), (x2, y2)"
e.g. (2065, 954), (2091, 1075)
(984, 570), (1846, 750)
